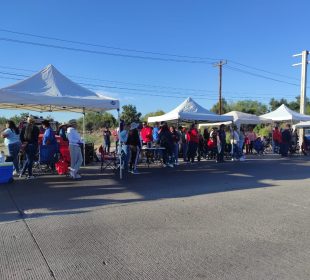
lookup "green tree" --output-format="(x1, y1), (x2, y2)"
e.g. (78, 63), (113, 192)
(210, 98), (231, 114)
(269, 98), (289, 111)
(142, 110), (165, 122)
(230, 100), (268, 115)
(77, 112), (117, 131)
(120, 105), (141, 124)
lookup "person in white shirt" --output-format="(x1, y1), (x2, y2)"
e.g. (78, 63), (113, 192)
(66, 119), (83, 179)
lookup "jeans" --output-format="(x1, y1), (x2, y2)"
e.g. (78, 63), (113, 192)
(173, 143), (179, 164)
(69, 145), (83, 173)
(8, 142), (21, 172)
(182, 143), (188, 161)
(21, 143), (37, 176)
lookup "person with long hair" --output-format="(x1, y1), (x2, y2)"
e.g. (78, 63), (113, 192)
(19, 117), (40, 179)
(2, 120), (21, 175)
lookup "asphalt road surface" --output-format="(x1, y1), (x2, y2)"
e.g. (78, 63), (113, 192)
(1, 156), (310, 280)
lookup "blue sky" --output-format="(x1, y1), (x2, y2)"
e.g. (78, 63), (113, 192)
(0, 0), (309, 121)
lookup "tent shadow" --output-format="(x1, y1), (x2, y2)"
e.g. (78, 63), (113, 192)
(1, 157), (309, 223)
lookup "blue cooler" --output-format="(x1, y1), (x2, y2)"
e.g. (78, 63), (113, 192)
(0, 163), (13, 184)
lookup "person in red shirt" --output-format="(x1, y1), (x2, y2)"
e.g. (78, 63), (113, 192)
(140, 122), (153, 148)
(186, 123), (199, 163)
(272, 126), (282, 154)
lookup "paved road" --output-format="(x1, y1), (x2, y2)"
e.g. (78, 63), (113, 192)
(1, 156), (310, 279)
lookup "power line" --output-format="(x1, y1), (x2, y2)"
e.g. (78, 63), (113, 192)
(0, 70), (300, 100)
(0, 37), (214, 64)
(228, 60), (300, 81)
(225, 65), (301, 87)
(0, 28), (220, 62)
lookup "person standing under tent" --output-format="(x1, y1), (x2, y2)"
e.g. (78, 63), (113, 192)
(2, 120), (21, 175)
(180, 127), (188, 162)
(239, 127), (245, 156)
(230, 126), (242, 161)
(217, 124), (226, 163)
(67, 119), (83, 179)
(41, 120), (58, 171)
(141, 122), (153, 148)
(280, 124), (292, 157)
(272, 126), (282, 154)
(103, 127), (112, 154)
(170, 126), (180, 165)
(19, 117), (40, 179)
(158, 123), (174, 167)
(126, 122), (141, 174)
(186, 123), (199, 163)
(246, 127), (257, 154)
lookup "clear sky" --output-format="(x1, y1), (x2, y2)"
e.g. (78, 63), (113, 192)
(0, 0), (309, 121)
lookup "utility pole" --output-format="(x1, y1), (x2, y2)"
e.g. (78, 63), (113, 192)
(292, 50), (309, 148)
(214, 60), (227, 114)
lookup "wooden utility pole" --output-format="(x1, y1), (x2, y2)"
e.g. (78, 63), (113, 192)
(214, 60), (227, 114)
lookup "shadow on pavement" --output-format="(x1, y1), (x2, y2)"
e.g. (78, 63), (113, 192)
(1, 157), (309, 222)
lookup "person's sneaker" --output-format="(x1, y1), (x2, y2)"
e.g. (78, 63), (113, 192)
(132, 170), (139, 174)
(162, 164), (167, 167)
(168, 164), (174, 168)
(26, 175), (35, 180)
(240, 156), (245, 161)
(13, 170), (18, 176)
(75, 174), (82, 179)
(19, 173), (24, 178)
(70, 170), (76, 178)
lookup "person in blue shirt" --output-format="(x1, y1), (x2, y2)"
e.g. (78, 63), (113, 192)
(41, 120), (58, 171)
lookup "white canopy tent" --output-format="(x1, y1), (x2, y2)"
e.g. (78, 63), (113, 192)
(148, 97), (233, 123)
(0, 64), (122, 177)
(259, 104), (310, 122)
(294, 121), (310, 128)
(199, 111), (271, 129)
(0, 64), (119, 112)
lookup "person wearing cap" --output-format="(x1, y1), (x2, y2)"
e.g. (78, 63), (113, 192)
(126, 122), (141, 174)
(66, 119), (83, 179)
(41, 120), (58, 171)
(19, 116), (40, 179)
(57, 123), (68, 141)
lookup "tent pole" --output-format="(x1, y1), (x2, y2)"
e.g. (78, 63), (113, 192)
(118, 108), (122, 180)
(83, 108), (86, 167)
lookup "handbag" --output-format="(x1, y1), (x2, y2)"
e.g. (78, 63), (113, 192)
(55, 159), (69, 175)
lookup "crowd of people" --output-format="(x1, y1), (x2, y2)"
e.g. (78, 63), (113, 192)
(0, 116), (305, 179)
(1, 117), (84, 180)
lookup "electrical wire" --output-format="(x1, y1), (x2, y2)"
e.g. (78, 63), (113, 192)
(0, 37), (214, 64)
(225, 65), (301, 87)
(0, 28), (220, 62)
(228, 60), (300, 81)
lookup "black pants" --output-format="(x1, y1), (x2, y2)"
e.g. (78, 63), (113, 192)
(187, 142), (198, 162)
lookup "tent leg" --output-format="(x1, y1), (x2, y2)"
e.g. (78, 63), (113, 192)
(83, 108), (86, 167)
